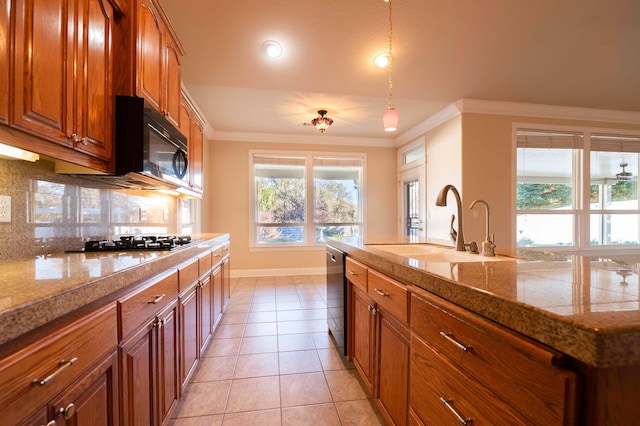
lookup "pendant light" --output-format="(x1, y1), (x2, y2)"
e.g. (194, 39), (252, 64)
(383, 0), (399, 132)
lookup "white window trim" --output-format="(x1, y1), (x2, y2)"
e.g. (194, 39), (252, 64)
(248, 149), (366, 250)
(512, 123), (640, 253)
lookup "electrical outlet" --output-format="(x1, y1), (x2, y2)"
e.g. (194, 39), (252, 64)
(472, 210), (479, 220)
(0, 196), (11, 223)
(139, 208), (147, 222)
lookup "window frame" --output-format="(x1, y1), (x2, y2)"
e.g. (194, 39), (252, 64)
(513, 123), (640, 253)
(249, 149), (366, 250)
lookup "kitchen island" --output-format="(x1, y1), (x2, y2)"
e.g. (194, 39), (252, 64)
(329, 237), (640, 426)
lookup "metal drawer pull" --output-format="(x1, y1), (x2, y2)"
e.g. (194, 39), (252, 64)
(148, 294), (166, 304)
(439, 332), (471, 352)
(45, 420), (58, 426)
(373, 288), (389, 297)
(440, 397), (473, 424)
(36, 357), (78, 386)
(347, 269), (358, 275)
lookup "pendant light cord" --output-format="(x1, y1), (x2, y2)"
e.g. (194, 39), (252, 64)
(387, 0), (394, 110)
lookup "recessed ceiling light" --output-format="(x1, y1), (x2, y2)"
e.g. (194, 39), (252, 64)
(263, 40), (283, 58)
(373, 52), (390, 68)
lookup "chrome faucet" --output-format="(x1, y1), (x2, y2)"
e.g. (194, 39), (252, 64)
(469, 199), (496, 257)
(436, 185), (477, 252)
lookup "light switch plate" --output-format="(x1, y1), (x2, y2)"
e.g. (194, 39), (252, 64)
(0, 196), (11, 223)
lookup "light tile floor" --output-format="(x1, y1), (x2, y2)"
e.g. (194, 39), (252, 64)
(170, 275), (386, 426)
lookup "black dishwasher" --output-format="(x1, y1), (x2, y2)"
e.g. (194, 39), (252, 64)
(326, 245), (347, 356)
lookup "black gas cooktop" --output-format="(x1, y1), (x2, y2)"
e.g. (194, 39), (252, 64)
(71, 235), (192, 252)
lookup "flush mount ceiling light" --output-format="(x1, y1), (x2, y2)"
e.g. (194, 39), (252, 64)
(373, 52), (390, 68)
(382, 0), (399, 132)
(262, 40), (283, 58)
(311, 110), (334, 133)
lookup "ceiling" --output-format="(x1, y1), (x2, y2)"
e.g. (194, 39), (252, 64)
(160, 0), (640, 143)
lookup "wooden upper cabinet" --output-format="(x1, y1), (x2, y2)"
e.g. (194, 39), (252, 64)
(179, 92), (204, 193)
(74, 0), (115, 161)
(135, 0), (183, 127)
(12, 0), (74, 147)
(0, 0), (9, 124)
(11, 0), (115, 166)
(136, 0), (163, 111)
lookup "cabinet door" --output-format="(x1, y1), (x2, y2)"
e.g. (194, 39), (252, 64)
(212, 265), (223, 328)
(0, 0), (9, 124)
(351, 285), (374, 394)
(222, 256), (231, 309)
(13, 0), (73, 145)
(49, 352), (118, 426)
(177, 96), (192, 140)
(73, 0), (114, 160)
(163, 38), (181, 127)
(157, 299), (179, 424)
(376, 309), (409, 426)
(120, 320), (156, 426)
(136, 0), (163, 111)
(198, 273), (213, 355)
(189, 118), (204, 191)
(180, 285), (199, 388)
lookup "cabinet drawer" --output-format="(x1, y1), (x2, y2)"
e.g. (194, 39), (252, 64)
(0, 303), (117, 418)
(345, 257), (367, 291)
(410, 335), (527, 425)
(368, 269), (408, 323)
(118, 269), (179, 340)
(178, 257), (199, 292)
(410, 290), (576, 425)
(198, 250), (213, 277)
(212, 245), (224, 265)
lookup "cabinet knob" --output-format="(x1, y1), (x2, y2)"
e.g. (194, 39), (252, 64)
(45, 420), (57, 426)
(79, 137), (89, 146)
(58, 402), (76, 420)
(68, 133), (80, 143)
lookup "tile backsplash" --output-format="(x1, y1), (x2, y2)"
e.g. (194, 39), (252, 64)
(0, 157), (199, 261)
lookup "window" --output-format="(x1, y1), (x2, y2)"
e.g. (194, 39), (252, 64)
(251, 151), (364, 247)
(515, 128), (640, 249)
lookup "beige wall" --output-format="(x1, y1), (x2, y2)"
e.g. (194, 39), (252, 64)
(423, 115), (463, 244)
(202, 139), (397, 274)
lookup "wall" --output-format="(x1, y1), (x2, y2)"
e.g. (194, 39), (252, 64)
(203, 139), (397, 275)
(423, 115), (463, 245)
(0, 157), (198, 260)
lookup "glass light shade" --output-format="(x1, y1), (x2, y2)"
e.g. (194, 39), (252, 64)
(383, 107), (399, 132)
(262, 40), (282, 58)
(373, 53), (390, 68)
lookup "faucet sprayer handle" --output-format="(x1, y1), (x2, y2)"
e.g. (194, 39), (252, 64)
(449, 214), (458, 243)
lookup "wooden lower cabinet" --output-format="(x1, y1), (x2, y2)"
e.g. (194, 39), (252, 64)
(48, 352), (119, 426)
(222, 254), (231, 309)
(212, 264), (223, 328)
(351, 285), (374, 393)
(349, 273), (409, 426)
(376, 309), (409, 426)
(198, 272), (213, 356)
(179, 283), (199, 387)
(119, 298), (180, 426)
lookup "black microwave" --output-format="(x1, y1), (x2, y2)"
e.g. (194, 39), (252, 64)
(115, 96), (189, 188)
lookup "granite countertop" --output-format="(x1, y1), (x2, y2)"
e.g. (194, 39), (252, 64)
(0, 233), (229, 347)
(329, 237), (640, 368)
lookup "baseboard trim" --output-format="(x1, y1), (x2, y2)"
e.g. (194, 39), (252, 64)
(230, 267), (326, 278)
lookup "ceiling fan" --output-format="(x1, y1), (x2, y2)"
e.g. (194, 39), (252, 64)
(616, 162), (636, 181)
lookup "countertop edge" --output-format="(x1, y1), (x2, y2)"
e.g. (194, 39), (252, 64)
(0, 233), (229, 348)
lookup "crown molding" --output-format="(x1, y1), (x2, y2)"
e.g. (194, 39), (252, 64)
(209, 130), (396, 147)
(457, 99), (640, 125)
(393, 102), (463, 147)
